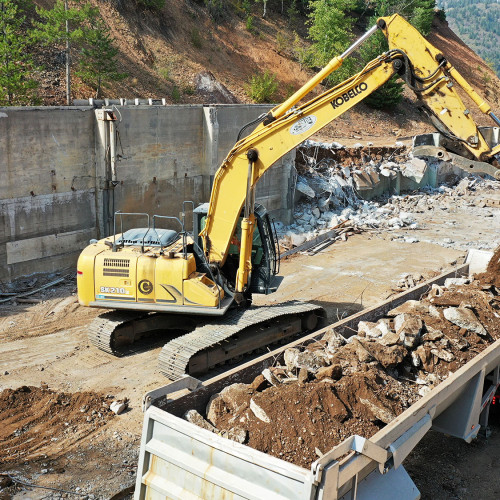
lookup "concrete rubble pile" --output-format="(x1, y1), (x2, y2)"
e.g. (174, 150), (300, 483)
(185, 252), (500, 468)
(279, 140), (500, 251)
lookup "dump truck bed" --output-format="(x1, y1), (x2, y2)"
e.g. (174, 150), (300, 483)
(135, 259), (500, 500)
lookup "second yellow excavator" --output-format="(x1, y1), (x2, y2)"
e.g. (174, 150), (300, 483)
(77, 14), (500, 380)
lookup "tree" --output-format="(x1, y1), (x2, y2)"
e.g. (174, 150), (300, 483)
(307, 0), (356, 85)
(34, 1), (94, 104)
(34, 1), (125, 102)
(246, 70), (278, 102)
(0, 0), (39, 105)
(74, 14), (126, 98)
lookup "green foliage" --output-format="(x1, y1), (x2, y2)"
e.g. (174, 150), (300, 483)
(365, 73), (403, 109)
(287, 0), (300, 24)
(370, 0), (436, 36)
(190, 28), (202, 48)
(171, 85), (181, 102)
(158, 66), (171, 80)
(436, 0), (500, 76)
(307, 0), (356, 84)
(136, 0), (166, 10)
(409, 4), (435, 36)
(33, 1), (96, 46)
(246, 70), (278, 102)
(183, 84), (195, 95)
(292, 32), (315, 69)
(74, 14), (127, 98)
(245, 15), (255, 32)
(33, 1), (126, 99)
(242, 0), (251, 15)
(0, 0), (39, 105)
(436, 9), (446, 22)
(284, 83), (296, 99)
(275, 31), (288, 53)
(205, 0), (226, 21)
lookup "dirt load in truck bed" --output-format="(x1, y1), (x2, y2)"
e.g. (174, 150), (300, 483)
(188, 248), (500, 468)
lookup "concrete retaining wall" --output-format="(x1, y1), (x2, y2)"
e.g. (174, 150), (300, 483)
(0, 105), (295, 282)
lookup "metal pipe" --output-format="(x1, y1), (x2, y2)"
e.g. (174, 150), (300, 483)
(341, 24), (379, 59)
(244, 159), (253, 219)
(110, 120), (117, 182)
(489, 112), (500, 127)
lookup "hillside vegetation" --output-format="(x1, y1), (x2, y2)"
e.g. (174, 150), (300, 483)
(2, 0), (500, 143)
(438, 0), (500, 76)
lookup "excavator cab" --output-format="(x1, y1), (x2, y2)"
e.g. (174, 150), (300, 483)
(193, 203), (281, 297)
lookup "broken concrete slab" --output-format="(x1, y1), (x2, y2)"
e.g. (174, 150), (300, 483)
(359, 398), (396, 424)
(262, 368), (281, 387)
(394, 314), (423, 349)
(250, 398), (270, 423)
(388, 300), (429, 316)
(322, 329), (346, 352)
(206, 383), (253, 424)
(295, 350), (330, 373)
(184, 409), (218, 433)
(444, 277), (469, 288)
(359, 339), (407, 370)
(443, 307), (488, 336)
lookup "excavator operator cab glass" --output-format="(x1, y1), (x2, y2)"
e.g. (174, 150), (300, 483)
(193, 203), (279, 295)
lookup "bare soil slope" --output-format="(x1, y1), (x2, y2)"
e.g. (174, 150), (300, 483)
(33, 2), (500, 143)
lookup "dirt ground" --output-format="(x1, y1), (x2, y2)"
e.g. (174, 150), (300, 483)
(0, 182), (499, 498)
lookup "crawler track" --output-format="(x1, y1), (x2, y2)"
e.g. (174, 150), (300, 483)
(158, 301), (324, 380)
(87, 311), (145, 355)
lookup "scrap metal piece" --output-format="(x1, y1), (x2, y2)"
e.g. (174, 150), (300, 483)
(413, 145), (500, 179)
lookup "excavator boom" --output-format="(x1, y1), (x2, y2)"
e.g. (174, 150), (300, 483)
(201, 13), (500, 295)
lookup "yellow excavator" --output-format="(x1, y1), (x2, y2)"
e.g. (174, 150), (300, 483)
(78, 14), (500, 380)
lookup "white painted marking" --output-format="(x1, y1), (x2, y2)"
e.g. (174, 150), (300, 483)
(302, 265), (324, 271)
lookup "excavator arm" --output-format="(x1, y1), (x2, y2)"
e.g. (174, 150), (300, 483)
(201, 13), (500, 298)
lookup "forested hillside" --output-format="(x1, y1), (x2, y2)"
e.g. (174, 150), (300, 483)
(437, 0), (500, 75)
(1, 0), (499, 141)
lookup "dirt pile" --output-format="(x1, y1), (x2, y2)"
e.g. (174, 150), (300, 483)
(187, 265), (500, 468)
(0, 386), (114, 467)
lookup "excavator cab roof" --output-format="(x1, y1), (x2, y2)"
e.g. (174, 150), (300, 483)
(115, 227), (179, 247)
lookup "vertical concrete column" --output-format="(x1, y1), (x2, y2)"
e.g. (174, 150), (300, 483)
(202, 106), (219, 180)
(94, 109), (109, 238)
